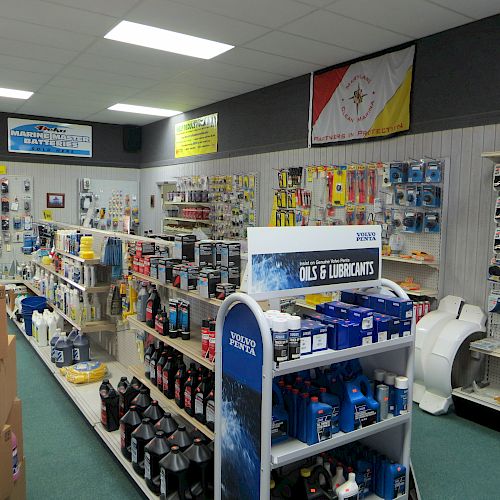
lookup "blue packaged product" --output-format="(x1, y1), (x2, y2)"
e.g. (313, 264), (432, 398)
(311, 322), (328, 352)
(388, 318), (401, 339)
(356, 458), (374, 496)
(306, 397), (332, 445)
(355, 293), (371, 308)
(324, 301), (355, 319)
(360, 328), (374, 346)
(288, 316), (302, 360)
(300, 321), (313, 356)
(375, 457), (389, 498)
(271, 382), (289, 444)
(369, 294), (387, 313)
(336, 320), (361, 349)
(296, 392), (310, 443)
(340, 290), (357, 304)
(384, 463), (406, 500)
(385, 297), (413, 319)
(347, 306), (374, 330)
(287, 388), (300, 437)
(394, 376), (409, 416)
(400, 319), (412, 337)
(315, 303), (326, 314)
(326, 323), (338, 350)
(327, 366), (344, 400)
(319, 388), (340, 434)
(373, 313), (390, 342)
(339, 374), (379, 433)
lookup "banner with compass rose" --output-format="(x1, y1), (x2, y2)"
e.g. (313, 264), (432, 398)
(309, 46), (415, 145)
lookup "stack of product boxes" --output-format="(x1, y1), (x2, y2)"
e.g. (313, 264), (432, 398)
(0, 286), (26, 500)
(131, 235), (241, 301)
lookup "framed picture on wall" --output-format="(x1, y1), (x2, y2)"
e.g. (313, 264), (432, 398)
(47, 193), (65, 208)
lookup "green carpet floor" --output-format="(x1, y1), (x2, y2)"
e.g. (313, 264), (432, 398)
(12, 318), (500, 499)
(11, 320), (143, 500)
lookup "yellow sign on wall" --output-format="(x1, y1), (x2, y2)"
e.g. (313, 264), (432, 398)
(175, 113), (218, 158)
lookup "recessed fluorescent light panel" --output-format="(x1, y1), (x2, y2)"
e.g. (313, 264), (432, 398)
(108, 103), (182, 117)
(104, 20), (234, 59)
(0, 87), (33, 99)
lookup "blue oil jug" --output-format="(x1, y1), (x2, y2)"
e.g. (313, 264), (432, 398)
(319, 388), (340, 434)
(296, 392), (310, 443)
(306, 397), (332, 445)
(272, 382), (289, 444)
(383, 463), (406, 500)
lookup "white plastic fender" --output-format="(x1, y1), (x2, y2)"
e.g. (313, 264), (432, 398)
(413, 295), (463, 403)
(419, 304), (487, 415)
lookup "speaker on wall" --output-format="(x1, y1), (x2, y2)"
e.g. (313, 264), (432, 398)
(123, 125), (142, 152)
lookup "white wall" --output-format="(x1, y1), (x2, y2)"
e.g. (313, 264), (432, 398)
(139, 123), (500, 308)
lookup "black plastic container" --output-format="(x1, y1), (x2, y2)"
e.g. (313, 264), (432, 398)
(162, 356), (178, 399)
(131, 387), (152, 415)
(159, 445), (190, 500)
(155, 412), (178, 438)
(120, 405), (142, 460)
(131, 418), (156, 475)
(143, 400), (164, 425)
(168, 425), (193, 452)
(183, 364), (199, 417)
(174, 361), (188, 408)
(156, 350), (169, 389)
(145, 430), (171, 493)
(184, 438), (212, 500)
(100, 382), (119, 432)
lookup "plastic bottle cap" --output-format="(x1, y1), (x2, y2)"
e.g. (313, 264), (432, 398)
(265, 310), (281, 317)
(384, 372), (397, 385)
(288, 315), (302, 330)
(395, 376), (409, 389)
(300, 468), (311, 478)
(272, 316), (289, 333)
(311, 396), (319, 402)
(374, 368), (386, 382)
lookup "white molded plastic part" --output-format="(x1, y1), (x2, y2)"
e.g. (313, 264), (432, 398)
(336, 472), (359, 499)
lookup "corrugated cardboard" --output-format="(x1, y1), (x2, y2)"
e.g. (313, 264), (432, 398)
(0, 336), (17, 426)
(8, 458), (25, 500)
(0, 424), (14, 500)
(6, 400), (23, 461)
(0, 286), (7, 359)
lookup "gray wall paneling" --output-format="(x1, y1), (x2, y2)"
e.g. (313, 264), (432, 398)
(140, 123), (500, 309)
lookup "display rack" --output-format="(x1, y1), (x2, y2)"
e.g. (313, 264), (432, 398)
(453, 151), (500, 420)
(214, 226), (414, 500)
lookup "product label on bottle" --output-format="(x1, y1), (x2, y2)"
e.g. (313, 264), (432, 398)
(55, 349), (64, 363)
(316, 414), (332, 442)
(288, 330), (301, 360)
(120, 423), (125, 449)
(146, 304), (153, 321)
(362, 316), (373, 330)
(150, 361), (156, 383)
(144, 452), (151, 479)
(195, 393), (204, 416)
(394, 475), (406, 497)
(184, 387), (192, 410)
(160, 468), (166, 495)
(300, 335), (312, 355)
(157, 365), (163, 386)
(362, 335), (373, 346)
(175, 380), (181, 402)
(271, 417), (288, 439)
(378, 331), (388, 342)
(273, 331), (289, 363)
(72, 347), (80, 362)
(162, 371), (169, 393)
(206, 400), (215, 424)
(354, 403), (377, 428)
(131, 437), (138, 464)
(209, 335), (216, 362)
(144, 355), (150, 375)
(201, 332), (209, 358)
(101, 401), (107, 426)
(312, 332), (327, 351)
(155, 318), (162, 333)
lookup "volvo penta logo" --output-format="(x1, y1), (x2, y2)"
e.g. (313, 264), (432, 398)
(356, 231), (376, 241)
(229, 331), (256, 356)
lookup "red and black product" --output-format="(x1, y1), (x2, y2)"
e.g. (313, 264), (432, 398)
(100, 379), (119, 432)
(194, 372), (213, 424)
(143, 400), (164, 425)
(131, 418), (156, 475)
(145, 285), (161, 328)
(184, 438), (213, 500)
(183, 363), (199, 417)
(208, 320), (216, 363)
(168, 425), (193, 452)
(155, 412), (178, 438)
(149, 342), (162, 385)
(159, 445), (190, 500)
(154, 307), (164, 335)
(201, 319), (210, 359)
(301, 465), (332, 499)
(156, 350), (169, 390)
(120, 405), (142, 460)
(162, 355), (178, 399)
(144, 343), (155, 378)
(174, 360), (188, 408)
(131, 387), (152, 416)
(155, 307), (169, 337)
(116, 377), (129, 418)
(144, 430), (171, 493)
(205, 384), (215, 432)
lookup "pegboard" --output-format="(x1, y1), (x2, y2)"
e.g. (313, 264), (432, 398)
(0, 175), (34, 273)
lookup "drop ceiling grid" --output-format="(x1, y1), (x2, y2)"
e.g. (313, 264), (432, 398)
(0, 0), (494, 124)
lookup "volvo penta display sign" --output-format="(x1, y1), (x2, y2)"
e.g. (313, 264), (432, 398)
(247, 226), (381, 299)
(8, 118), (92, 157)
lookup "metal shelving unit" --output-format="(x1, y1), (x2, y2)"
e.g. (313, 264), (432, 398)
(164, 217), (213, 225)
(382, 255), (439, 268)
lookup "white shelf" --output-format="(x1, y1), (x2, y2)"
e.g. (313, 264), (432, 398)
(273, 336), (414, 376)
(55, 249), (101, 265)
(34, 261), (109, 293)
(128, 315), (214, 372)
(405, 288), (438, 298)
(164, 217), (213, 225)
(382, 255), (439, 268)
(481, 151), (500, 161)
(452, 384), (500, 412)
(131, 271), (223, 307)
(271, 413), (410, 468)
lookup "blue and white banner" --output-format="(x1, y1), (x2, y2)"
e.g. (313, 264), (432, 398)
(8, 118), (92, 157)
(247, 225), (382, 299)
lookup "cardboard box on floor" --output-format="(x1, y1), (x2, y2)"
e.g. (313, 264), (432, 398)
(0, 336), (17, 426)
(0, 286), (8, 359)
(0, 424), (14, 499)
(6, 399), (23, 461)
(8, 459), (26, 500)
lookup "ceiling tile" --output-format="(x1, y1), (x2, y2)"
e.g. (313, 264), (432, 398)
(326, 0), (472, 38)
(428, 0), (500, 19)
(118, 90), (208, 111)
(85, 39), (201, 72)
(0, 37), (78, 65)
(245, 31), (362, 66)
(44, 0), (142, 17)
(169, 72), (259, 94)
(0, 54), (63, 76)
(0, 69), (53, 89)
(281, 10), (411, 53)
(47, 76), (140, 100)
(85, 109), (163, 125)
(0, 97), (25, 114)
(0, 18), (95, 52)
(295, 0), (339, 6)
(126, 0), (270, 46)
(216, 47), (322, 77)
(0, 0), (118, 36)
(173, 0), (315, 29)
(17, 102), (103, 121)
(150, 82), (239, 103)
(58, 65), (159, 89)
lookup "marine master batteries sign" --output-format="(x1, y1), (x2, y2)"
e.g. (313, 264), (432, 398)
(247, 226), (381, 297)
(8, 118), (92, 157)
(174, 113), (218, 158)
